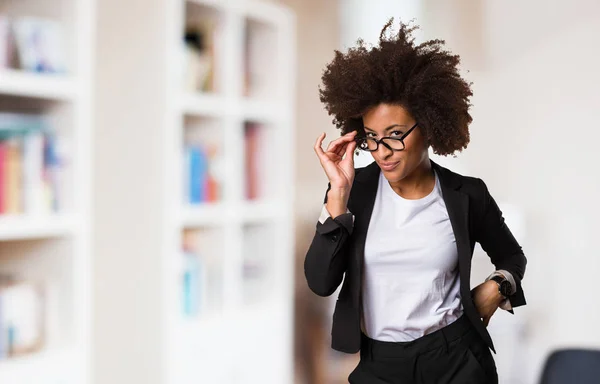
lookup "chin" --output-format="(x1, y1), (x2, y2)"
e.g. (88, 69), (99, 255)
(382, 171), (405, 183)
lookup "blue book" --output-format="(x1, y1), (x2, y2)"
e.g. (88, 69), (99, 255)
(188, 147), (200, 204)
(43, 132), (60, 211)
(188, 146), (208, 204)
(182, 250), (202, 316)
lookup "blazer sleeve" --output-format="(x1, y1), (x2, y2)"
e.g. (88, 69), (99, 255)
(304, 183), (354, 297)
(475, 178), (528, 309)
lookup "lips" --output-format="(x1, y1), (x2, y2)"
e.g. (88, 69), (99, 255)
(380, 161), (400, 171)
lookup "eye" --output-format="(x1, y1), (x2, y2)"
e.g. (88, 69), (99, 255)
(365, 131), (377, 138)
(390, 130), (403, 137)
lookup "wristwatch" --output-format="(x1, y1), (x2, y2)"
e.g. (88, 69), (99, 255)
(489, 275), (512, 298)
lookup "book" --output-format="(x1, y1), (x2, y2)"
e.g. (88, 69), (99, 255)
(185, 145), (207, 204)
(184, 142), (221, 205)
(43, 132), (61, 212)
(245, 122), (261, 200)
(205, 143), (220, 202)
(0, 113), (63, 215)
(0, 280), (45, 359)
(182, 249), (202, 316)
(4, 138), (22, 214)
(181, 229), (209, 317)
(22, 131), (45, 214)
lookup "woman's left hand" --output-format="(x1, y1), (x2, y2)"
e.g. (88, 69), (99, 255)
(471, 280), (504, 327)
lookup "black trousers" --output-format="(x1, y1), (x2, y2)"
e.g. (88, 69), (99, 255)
(348, 316), (498, 384)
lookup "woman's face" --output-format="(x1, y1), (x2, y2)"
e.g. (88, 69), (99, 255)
(361, 103), (429, 183)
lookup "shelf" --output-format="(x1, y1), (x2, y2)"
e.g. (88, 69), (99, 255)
(180, 93), (229, 117)
(164, 1), (295, 382)
(0, 347), (78, 384)
(180, 94), (290, 121)
(177, 310), (224, 334)
(0, 0), (92, 382)
(181, 203), (227, 227)
(241, 98), (290, 122)
(0, 70), (78, 101)
(175, 299), (281, 337)
(180, 201), (285, 227)
(0, 214), (77, 241)
(241, 200), (284, 223)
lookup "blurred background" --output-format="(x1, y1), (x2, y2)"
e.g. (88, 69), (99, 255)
(0, 0), (599, 383)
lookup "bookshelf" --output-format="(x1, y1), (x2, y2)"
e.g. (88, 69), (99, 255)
(0, 0), (93, 383)
(164, 0), (295, 383)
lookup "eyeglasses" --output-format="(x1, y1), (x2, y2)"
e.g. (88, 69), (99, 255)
(355, 122), (418, 152)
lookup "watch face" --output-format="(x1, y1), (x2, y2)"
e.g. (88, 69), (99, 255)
(499, 280), (511, 296)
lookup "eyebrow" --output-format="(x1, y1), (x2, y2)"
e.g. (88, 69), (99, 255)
(363, 124), (407, 132)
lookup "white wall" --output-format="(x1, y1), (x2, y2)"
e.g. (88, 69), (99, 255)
(339, 0), (422, 49)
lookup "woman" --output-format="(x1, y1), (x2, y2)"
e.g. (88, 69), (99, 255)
(304, 19), (527, 384)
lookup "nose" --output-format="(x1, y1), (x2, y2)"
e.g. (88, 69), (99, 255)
(376, 141), (393, 159)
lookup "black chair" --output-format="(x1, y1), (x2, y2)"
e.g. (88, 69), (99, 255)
(540, 349), (600, 384)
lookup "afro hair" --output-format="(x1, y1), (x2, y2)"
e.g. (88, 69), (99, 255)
(319, 18), (473, 156)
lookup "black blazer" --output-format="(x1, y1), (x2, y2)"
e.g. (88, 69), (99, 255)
(304, 160), (527, 354)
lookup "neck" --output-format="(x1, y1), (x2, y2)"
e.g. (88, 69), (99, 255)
(388, 159), (435, 199)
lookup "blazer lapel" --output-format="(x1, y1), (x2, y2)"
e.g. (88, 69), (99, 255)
(432, 161), (472, 298)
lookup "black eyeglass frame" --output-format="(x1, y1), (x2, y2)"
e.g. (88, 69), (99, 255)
(355, 122), (419, 152)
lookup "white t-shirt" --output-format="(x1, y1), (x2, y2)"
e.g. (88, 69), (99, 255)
(361, 170), (463, 342)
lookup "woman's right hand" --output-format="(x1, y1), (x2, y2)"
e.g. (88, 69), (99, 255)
(313, 130), (357, 193)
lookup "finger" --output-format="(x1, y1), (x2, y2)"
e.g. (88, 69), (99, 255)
(344, 130), (358, 138)
(332, 140), (351, 158)
(345, 140), (357, 159)
(330, 138), (357, 159)
(340, 130), (358, 138)
(326, 131), (358, 152)
(314, 132), (327, 159)
(326, 139), (351, 155)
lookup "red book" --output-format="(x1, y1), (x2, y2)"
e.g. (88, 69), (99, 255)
(205, 144), (219, 202)
(205, 175), (216, 202)
(245, 123), (259, 200)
